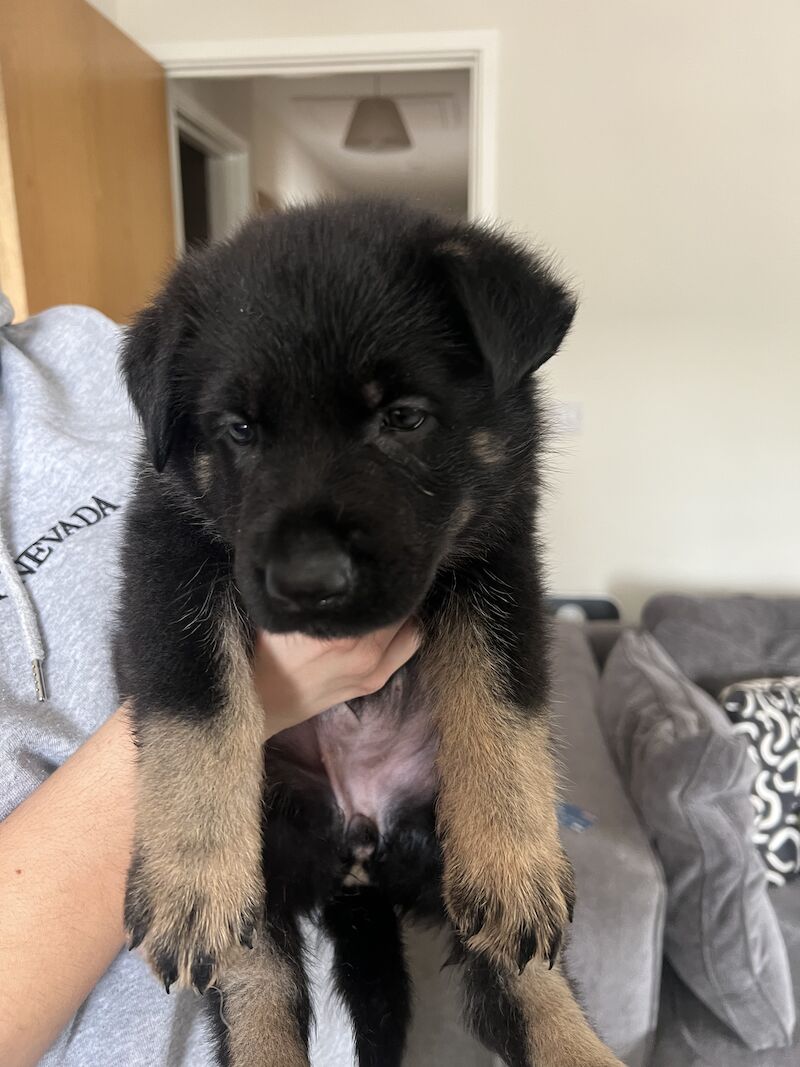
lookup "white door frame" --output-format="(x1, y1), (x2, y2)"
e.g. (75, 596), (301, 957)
(168, 84), (252, 253)
(153, 30), (499, 221)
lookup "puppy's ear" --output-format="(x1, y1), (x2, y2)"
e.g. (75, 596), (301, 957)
(436, 228), (577, 394)
(120, 296), (187, 472)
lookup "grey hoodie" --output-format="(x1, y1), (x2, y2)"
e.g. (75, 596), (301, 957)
(0, 293), (217, 1065)
(0, 293), (495, 1067)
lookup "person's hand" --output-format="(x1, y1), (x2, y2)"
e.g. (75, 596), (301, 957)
(253, 618), (421, 739)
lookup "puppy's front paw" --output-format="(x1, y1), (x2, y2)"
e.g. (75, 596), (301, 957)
(125, 850), (263, 994)
(443, 832), (575, 974)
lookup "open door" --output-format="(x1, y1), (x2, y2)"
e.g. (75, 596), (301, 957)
(0, 0), (175, 322)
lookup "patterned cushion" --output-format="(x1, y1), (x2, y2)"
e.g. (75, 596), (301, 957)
(719, 678), (800, 886)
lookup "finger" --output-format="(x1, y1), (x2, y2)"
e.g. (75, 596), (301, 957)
(357, 616), (413, 660)
(312, 617), (406, 661)
(318, 617), (407, 669)
(367, 618), (421, 687)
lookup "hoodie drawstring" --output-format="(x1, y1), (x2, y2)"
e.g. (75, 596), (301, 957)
(0, 514), (47, 701)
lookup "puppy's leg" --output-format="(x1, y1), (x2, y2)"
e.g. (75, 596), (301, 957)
(423, 595), (574, 973)
(323, 889), (411, 1067)
(461, 947), (624, 1067)
(213, 913), (311, 1067)
(125, 601), (266, 992)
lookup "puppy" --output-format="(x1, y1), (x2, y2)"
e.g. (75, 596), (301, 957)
(115, 198), (623, 1067)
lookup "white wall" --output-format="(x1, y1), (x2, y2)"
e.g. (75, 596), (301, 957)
(178, 78), (345, 208)
(177, 79), (253, 145)
(251, 82), (347, 206)
(85, 0), (118, 20)
(109, 1), (800, 618)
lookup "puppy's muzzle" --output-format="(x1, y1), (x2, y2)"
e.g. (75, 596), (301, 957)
(265, 530), (355, 610)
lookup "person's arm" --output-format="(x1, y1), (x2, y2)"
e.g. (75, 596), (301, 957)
(0, 708), (137, 1067)
(0, 619), (419, 1067)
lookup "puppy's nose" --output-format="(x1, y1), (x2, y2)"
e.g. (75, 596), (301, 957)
(265, 540), (354, 607)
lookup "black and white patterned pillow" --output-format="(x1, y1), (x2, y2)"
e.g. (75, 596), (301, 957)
(719, 677), (800, 886)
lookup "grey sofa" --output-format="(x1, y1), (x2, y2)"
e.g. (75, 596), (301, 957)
(584, 595), (800, 1067)
(548, 619), (666, 1066)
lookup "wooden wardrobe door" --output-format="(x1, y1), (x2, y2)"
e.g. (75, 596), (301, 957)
(0, 0), (174, 322)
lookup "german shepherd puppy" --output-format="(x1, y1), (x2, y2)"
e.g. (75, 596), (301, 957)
(116, 199), (623, 1067)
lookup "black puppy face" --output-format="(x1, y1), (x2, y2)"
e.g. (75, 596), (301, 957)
(121, 199), (575, 637)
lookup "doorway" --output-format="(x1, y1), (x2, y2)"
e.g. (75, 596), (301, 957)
(169, 82), (252, 254)
(172, 67), (471, 245)
(178, 136), (210, 249)
(160, 31), (498, 253)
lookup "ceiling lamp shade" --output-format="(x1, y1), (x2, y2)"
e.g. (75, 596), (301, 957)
(344, 94), (412, 152)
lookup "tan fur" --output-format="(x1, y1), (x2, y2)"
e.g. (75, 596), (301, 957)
(447, 499), (475, 542)
(471, 430), (505, 466)
(437, 238), (472, 259)
(195, 452), (213, 493)
(219, 937), (310, 1067)
(515, 963), (624, 1066)
(129, 601), (266, 988)
(423, 601), (573, 970)
(362, 380), (384, 407)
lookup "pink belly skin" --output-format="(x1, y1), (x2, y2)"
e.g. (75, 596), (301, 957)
(268, 667), (438, 834)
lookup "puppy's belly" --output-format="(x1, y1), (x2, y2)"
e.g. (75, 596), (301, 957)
(269, 666), (437, 833)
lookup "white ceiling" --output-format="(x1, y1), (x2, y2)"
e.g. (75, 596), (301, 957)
(254, 69), (470, 217)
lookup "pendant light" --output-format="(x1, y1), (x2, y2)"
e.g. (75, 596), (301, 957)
(344, 75), (412, 152)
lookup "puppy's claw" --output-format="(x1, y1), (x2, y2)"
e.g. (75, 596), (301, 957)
(191, 953), (215, 995)
(156, 953), (179, 995)
(464, 903), (487, 941)
(239, 921), (255, 950)
(517, 925), (539, 975)
(127, 927), (145, 952)
(442, 941), (466, 971)
(547, 928), (563, 970)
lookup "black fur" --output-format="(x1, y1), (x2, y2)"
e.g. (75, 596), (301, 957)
(323, 890), (412, 1067)
(115, 197), (578, 1064)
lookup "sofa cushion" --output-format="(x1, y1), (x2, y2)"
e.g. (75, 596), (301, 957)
(652, 954), (800, 1067)
(599, 629), (796, 1051)
(642, 595), (800, 694)
(719, 677), (800, 886)
(652, 887), (800, 1067)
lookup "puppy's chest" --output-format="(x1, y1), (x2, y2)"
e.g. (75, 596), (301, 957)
(269, 665), (438, 833)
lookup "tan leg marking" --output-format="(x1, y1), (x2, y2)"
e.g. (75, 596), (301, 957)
(219, 936), (309, 1067)
(516, 962), (624, 1067)
(423, 601), (574, 971)
(471, 430), (506, 465)
(127, 603), (266, 990)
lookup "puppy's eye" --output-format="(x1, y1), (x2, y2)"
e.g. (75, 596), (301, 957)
(383, 407), (427, 432)
(228, 421), (256, 445)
